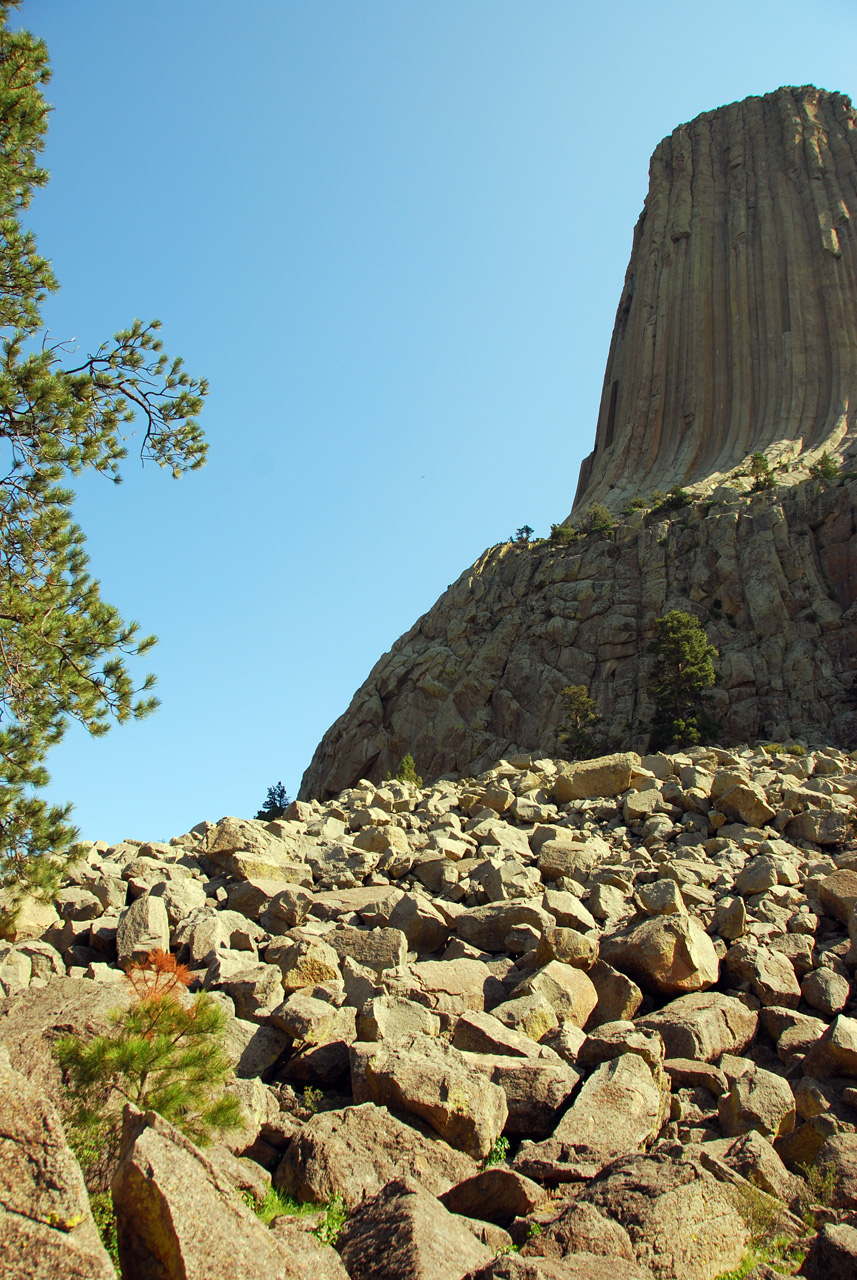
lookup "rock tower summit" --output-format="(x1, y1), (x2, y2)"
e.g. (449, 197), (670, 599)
(573, 86), (857, 515)
(301, 87), (857, 799)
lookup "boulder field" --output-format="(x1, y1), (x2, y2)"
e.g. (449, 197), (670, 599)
(3, 742), (857, 1277)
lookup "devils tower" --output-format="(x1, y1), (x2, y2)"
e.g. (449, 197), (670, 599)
(301, 86), (857, 800)
(572, 85), (857, 516)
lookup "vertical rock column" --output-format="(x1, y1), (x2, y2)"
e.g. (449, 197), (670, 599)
(571, 86), (857, 515)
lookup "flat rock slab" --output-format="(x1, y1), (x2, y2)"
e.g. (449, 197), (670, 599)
(273, 1101), (477, 1210)
(338, 1176), (492, 1280)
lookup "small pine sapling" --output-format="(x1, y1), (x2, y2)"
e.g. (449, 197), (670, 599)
(514, 525), (534, 544)
(55, 949), (244, 1176)
(388, 753), (422, 787)
(809, 452), (841, 485)
(750, 452), (774, 490)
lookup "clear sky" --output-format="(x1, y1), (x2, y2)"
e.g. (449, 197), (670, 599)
(16, 0), (857, 843)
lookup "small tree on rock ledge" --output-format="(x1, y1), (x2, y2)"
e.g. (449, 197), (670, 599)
(648, 610), (719, 751)
(556, 685), (602, 760)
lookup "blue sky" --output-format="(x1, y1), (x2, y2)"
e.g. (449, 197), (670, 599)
(16, 0), (857, 842)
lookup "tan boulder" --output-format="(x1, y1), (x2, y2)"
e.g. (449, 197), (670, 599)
(512, 961), (598, 1028)
(636, 991), (757, 1062)
(599, 915), (719, 996)
(111, 1106), (299, 1279)
(0, 1046), (116, 1279)
(514, 1052), (669, 1181)
(273, 1101), (477, 1209)
(338, 1177), (492, 1280)
(552, 753), (640, 802)
(351, 1033), (508, 1159)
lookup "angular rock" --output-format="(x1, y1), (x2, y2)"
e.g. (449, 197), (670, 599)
(440, 1167), (547, 1226)
(818, 869), (857, 924)
(586, 959), (642, 1027)
(718, 1065), (796, 1140)
(512, 961), (598, 1028)
(600, 915), (719, 996)
(337, 1177), (492, 1280)
(0, 1046), (116, 1279)
(637, 991), (757, 1062)
(111, 1106), (299, 1279)
(461, 1051), (581, 1138)
(514, 1052), (668, 1180)
(576, 1149), (748, 1279)
(799, 1223), (857, 1279)
(116, 893), (170, 968)
(552, 754), (639, 801)
(351, 1033), (508, 1159)
(273, 1101), (477, 1209)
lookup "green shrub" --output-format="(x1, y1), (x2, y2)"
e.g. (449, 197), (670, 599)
(513, 525), (534, 543)
(386, 753), (423, 787)
(485, 1135), (510, 1165)
(580, 502), (614, 535)
(548, 522), (577, 544)
(809, 452), (841, 484)
(653, 485), (693, 512)
(624, 496), (650, 514)
(556, 685), (602, 761)
(648, 611), (719, 751)
(750, 452), (774, 490)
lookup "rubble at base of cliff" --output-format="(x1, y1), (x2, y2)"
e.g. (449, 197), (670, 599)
(4, 741), (857, 1278)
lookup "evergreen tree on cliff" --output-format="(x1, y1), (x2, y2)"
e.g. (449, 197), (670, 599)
(648, 611), (718, 751)
(0, 2), (207, 928)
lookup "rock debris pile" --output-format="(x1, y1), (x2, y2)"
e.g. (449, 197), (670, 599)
(4, 743), (857, 1277)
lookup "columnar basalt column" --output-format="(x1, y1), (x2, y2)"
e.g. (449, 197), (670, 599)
(571, 86), (857, 516)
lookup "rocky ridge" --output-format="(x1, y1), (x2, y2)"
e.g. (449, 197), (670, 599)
(300, 476), (857, 798)
(4, 743), (857, 1276)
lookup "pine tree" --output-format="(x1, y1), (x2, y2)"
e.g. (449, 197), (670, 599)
(55, 950), (243, 1155)
(255, 781), (291, 821)
(648, 610), (718, 750)
(0, 3), (207, 930)
(556, 685), (602, 760)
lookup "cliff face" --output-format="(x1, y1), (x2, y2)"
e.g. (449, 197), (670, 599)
(300, 87), (857, 800)
(572, 86), (857, 516)
(301, 479), (857, 799)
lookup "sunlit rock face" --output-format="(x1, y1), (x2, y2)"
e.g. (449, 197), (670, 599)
(572, 86), (857, 517)
(300, 88), (857, 800)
